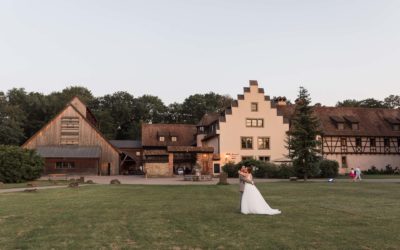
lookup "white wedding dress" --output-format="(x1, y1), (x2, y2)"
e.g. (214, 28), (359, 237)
(241, 175), (281, 215)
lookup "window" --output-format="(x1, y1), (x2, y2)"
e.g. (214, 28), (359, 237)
(355, 137), (362, 147)
(341, 138), (347, 146)
(352, 123), (359, 130)
(171, 136), (177, 142)
(159, 136), (165, 142)
(341, 156), (347, 168)
(384, 138), (390, 147)
(60, 117), (79, 145)
(241, 156), (254, 161)
(370, 138), (376, 147)
(251, 102), (258, 112)
(258, 137), (270, 150)
(136, 151), (141, 156)
(241, 137), (253, 149)
(259, 156), (270, 162)
(393, 124), (400, 131)
(246, 118), (264, 127)
(55, 162), (75, 169)
(338, 123), (344, 130)
(213, 164), (221, 174)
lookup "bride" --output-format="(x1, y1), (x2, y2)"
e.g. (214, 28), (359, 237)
(240, 166), (281, 215)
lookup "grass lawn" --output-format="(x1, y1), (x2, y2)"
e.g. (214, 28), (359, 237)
(0, 180), (70, 189)
(0, 183), (399, 249)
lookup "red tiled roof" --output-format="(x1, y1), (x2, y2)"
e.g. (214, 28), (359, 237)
(141, 124), (197, 147)
(277, 105), (400, 137)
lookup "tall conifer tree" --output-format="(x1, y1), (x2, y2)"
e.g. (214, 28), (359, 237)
(287, 87), (321, 180)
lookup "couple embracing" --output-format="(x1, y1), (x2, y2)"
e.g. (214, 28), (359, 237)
(239, 166), (281, 215)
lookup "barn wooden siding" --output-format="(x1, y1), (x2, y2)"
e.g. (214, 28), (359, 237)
(23, 105), (120, 175)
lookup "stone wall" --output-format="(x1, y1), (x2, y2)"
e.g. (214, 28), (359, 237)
(144, 162), (172, 177)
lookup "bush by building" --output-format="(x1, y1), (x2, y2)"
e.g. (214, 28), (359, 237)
(0, 145), (44, 183)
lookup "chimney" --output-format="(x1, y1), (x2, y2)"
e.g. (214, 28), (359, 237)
(276, 96), (287, 106)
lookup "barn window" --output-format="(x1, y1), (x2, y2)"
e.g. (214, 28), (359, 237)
(60, 117), (79, 145)
(56, 162), (75, 169)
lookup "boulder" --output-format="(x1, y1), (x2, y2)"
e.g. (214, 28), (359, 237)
(110, 179), (121, 185)
(68, 182), (79, 188)
(24, 188), (37, 192)
(217, 172), (229, 185)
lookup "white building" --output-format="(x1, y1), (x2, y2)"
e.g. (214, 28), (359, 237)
(197, 81), (400, 174)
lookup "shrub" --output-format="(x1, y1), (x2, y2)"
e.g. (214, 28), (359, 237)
(253, 162), (279, 178)
(222, 162), (239, 178)
(235, 159), (279, 178)
(317, 159), (339, 178)
(0, 145), (44, 183)
(277, 164), (296, 178)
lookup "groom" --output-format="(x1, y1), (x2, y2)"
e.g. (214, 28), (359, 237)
(238, 166), (253, 211)
(239, 166), (246, 211)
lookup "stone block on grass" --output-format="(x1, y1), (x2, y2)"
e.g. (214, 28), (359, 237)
(110, 179), (121, 185)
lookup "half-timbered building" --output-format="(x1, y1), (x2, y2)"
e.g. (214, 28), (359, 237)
(278, 105), (400, 173)
(22, 97), (120, 175)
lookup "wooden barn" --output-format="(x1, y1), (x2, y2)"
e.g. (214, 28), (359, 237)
(22, 97), (120, 175)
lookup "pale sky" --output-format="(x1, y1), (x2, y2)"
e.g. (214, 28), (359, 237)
(0, 0), (399, 105)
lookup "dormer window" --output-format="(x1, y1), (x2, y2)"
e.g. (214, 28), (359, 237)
(251, 102), (258, 112)
(344, 116), (359, 131)
(384, 117), (400, 131)
(159, 136), (165, 142)
(330, 116), (346, 130)
(171, 136), (177, 142)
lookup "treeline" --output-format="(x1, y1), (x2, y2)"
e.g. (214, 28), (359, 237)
(1, 85), (398, 146)
(336, 95), (400, 109)
(0, 86), (232, 145)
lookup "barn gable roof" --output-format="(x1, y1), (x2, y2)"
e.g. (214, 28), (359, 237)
(22, 99), (120, 154)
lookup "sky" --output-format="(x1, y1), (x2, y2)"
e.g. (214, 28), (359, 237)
(0, 0), (399, 105)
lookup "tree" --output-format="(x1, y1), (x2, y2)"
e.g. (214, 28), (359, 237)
(165, 102), (184, 123)
(91, 91), (135, 140)
(336, 98), (389, 108)
(336, 99), (360, 107)
(384, 95), (400, 109)
(133, 95), (167, 124)
(359, 98), (388, 108)
(0, 91), (26, 145)
(180, 92), (232, 124)
(286, 87), (321, 181)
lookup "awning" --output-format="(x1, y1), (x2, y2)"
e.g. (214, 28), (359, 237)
(272, 157), (292, 163)
(167, 146), (214, 153)
(36, 146), (101, 158)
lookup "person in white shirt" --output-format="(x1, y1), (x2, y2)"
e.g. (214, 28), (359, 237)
(355, 167), (362, 181)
